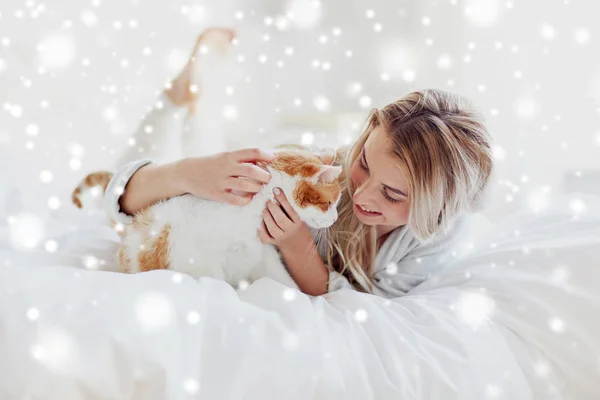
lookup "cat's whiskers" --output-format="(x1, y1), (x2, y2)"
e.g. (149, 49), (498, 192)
(304, 226), (327, 268)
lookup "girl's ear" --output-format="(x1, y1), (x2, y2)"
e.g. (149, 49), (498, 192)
(316, 165), (342, 184)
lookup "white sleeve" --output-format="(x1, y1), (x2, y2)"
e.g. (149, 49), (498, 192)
(104, 159), (154, 225)
(327, 271), (354, 293)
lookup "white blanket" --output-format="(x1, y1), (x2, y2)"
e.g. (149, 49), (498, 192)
(0, 194), (599, 399)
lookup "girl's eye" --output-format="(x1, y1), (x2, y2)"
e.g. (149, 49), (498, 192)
(359, 157), (368, 172)
(358, 149), (402, 204)
(381, 188), (401, 204)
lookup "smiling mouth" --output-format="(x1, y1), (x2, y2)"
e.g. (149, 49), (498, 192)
(355, 203), (382, 216)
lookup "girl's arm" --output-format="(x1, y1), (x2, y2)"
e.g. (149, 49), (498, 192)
(277, 224), (330, 296)
(118, 161), (185, 216)
(110, 148), (275, 218)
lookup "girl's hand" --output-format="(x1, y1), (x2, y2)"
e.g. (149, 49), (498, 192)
(258, 187), (305, 246)
(175, 148), (275, 206)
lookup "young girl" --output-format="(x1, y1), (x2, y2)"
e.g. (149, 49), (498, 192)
(106, 28), (493, 297)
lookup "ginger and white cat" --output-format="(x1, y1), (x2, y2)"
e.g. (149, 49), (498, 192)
(72, 149), (342, 290)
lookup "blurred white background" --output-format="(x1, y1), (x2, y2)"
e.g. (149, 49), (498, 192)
(0, 0), (599, 235)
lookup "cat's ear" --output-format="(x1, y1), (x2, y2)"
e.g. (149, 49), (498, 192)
(315, 165), (342, 184)
(316, 148), (336, 166)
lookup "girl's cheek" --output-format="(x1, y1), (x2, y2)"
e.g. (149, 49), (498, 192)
(349, 163), (362, 187)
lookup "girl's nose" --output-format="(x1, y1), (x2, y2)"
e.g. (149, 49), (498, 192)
(353, 181), (373, 204)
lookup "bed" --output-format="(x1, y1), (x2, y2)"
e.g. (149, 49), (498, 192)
(0, 193), (598, 399)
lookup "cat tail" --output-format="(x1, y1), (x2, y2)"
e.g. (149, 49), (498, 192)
(71, 171), (114, 209)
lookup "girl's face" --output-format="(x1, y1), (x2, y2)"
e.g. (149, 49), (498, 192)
(349, 126), (411, 236)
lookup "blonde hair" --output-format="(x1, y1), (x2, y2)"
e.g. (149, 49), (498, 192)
(325, 89), (493, 292)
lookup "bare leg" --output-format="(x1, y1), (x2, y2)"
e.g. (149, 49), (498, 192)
(114, 93), (187, 169)
(180, 28), (237, 158)
(114, 28), (237, 169)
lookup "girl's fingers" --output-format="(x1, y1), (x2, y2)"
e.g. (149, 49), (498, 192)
(273, 189), (300, 223)
(263, 207), (284, 238)
(221, 191), (252, 206)
(225, 177), (263, 194)
(235, 163), (271, 184)
(232, 148), (275, 163)
(266, 200), (291, 230)
(257, 224), (274, 244)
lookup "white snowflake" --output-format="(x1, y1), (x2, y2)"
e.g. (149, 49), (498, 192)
(485, 384), (501, 398)
(313, 95), (330, 112)
(237, 279), (250, 290)
(47, 196), (61, 210)
(464, 0), (501, 27)
(31, 328), (78, 373)
(514, 97), (538, 119)
(402, 69), (416, 82)
(535, 360), (551, 377)
(282, 332), (299, 351)
(37, 34), (76, 71)
(492, 145), (506, 160)
(27, 307), (40, 321)
(354, 308), (368, 323)
(45, 239), (58, 253)
(8, 104), (23, 118)
(539, 23), (557, 41)
(437, 54), (452, 70)
(359, 96), (372, 109)
(275, 16), (290, 31)
(172, 273), (183, 284)
(83, 255), (99, 270)
(528, 189), (550, 212)
(549, 317), (564, 333)
(385, 262), (398, 275)
(183, 378), (200, 394)
(69, 158), (82, 171)
(39, 170), (53, 183)
(9, 213), (44, 250)
(286, 0), (322, 29)
(187, 311), (201, 325)
(569, 199), (586, 215)
(135, 292), (174, 330)
(222, 105), (238, 121)
(282, 288), (297, 302)
(301, 132), (315, 145)
(573, 27), (590, 45)
(456, 292), (494, 329)
(80, 10), (98, 27)
(26, 123), (39, 136)
(346, 82), (362, 97)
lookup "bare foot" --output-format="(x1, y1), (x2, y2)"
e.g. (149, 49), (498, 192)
(165, 27), (237, 112)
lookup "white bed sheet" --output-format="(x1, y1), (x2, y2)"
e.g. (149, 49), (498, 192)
(0, 194), (599, 400)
